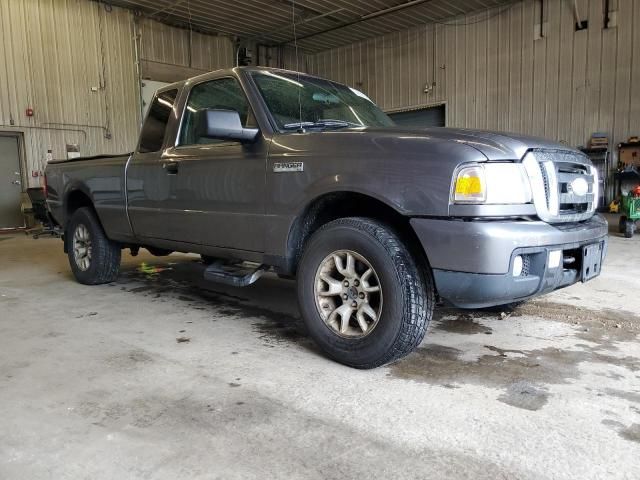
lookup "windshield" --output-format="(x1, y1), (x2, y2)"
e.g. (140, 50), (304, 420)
(249, 70), (395, 131)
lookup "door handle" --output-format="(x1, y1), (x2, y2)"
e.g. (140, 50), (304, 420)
(11, 180), (21, 185)
(162, 161), (179, 174)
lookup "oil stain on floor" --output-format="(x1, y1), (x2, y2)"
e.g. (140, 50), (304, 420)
(433, 313), (493, 335)
(114, 258), (640, 414)
(388, 341), (638, 411)
(619, 424), (640, 443)
(390, 304), (639, 411)
(497, 381), (549, 411)
(115, 260), (314, 352)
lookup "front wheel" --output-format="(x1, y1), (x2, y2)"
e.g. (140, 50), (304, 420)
(297, 217), (434, 369)
(201, 255), (216, 265)
(66, 207), (121, 284)
(146, 247), (173, 257)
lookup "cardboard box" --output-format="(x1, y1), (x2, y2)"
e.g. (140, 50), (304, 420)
(620, 145), (640, 166)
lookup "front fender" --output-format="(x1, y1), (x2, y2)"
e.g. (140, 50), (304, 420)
(267, 130), (487, 219)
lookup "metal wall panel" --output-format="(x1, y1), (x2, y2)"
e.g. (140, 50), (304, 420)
(138, 17), (234, 75)
(300, 0), (639, 160)
(0, 0), (138, 187)
(0, 0), (234, 188)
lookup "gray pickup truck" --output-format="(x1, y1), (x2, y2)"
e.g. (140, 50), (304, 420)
(46, 66), (608, 368)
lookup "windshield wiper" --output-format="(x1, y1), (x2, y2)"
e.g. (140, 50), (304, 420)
(283, 119), (362, 130)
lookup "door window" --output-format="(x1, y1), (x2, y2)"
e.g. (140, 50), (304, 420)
(138, 89), (178, 153)
(179, 78), (254, 146)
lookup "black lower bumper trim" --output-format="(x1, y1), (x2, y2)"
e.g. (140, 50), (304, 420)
(434, 236), (607, 309)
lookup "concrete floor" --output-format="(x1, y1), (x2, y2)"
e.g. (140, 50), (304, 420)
(1, 220), (639, 479)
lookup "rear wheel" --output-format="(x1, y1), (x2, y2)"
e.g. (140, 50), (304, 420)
(66, 207), (121, 284)
(297, 217), (433, 369)
(625, 219), (635, 238)
(619, 216), (628, 234)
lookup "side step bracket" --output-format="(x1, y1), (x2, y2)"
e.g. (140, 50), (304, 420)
(203, 261), (267, 287)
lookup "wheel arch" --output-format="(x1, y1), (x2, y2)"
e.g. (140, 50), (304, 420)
(285, 191), (430, 275)
(64, 188), (96, 224)
(62, 187), (102, 252)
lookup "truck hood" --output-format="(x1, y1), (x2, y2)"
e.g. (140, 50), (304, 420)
(363, 126), (579, 161)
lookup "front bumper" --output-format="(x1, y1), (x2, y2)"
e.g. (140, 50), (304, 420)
(411, 215), (608, 308)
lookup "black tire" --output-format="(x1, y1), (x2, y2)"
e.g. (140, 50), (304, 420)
(66, 207), (121, 285)
(625, 219), (634, 238)
(619, 216), (628, 234)
(201, 255), (216, 265)
(297, 217), (434, 369)
(146, 247), (173, 257)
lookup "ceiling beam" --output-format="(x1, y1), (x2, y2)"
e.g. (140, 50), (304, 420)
(278, 0), (440, 45)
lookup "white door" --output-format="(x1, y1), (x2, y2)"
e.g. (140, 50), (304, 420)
(0, 135), (24, 228)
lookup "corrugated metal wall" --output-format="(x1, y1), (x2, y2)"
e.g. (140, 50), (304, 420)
(138, 17), (234, 81)
(304, 0), (640, 156)
(4, 0), (637, 189)
(0, 0), (138, 187)
(0, 0), (234, 188)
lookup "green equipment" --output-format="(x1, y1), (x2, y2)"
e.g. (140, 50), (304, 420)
(616, 167), (640, 238)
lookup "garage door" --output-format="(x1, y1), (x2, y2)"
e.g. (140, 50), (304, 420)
(0, 135), (24, 229)
(388, 104), (445, 128)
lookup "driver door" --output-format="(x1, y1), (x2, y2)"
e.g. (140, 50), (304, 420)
(161, 76), (268, 252)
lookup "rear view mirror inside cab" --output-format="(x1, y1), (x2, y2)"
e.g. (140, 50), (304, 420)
(312, 92), (340, 104)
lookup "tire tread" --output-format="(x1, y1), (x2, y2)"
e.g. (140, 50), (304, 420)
(306, 217), (434, 368)
(67, 207), (121, 285)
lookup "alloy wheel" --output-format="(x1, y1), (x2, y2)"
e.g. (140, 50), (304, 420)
(314, 250), (383, 338)
(72, 224), (92, 271)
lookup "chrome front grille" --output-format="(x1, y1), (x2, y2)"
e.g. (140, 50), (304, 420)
(522, 150), (598, 223)
(557, 164), (595, 214)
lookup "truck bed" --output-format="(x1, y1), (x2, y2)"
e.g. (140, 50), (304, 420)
(46, 153), (134, 242)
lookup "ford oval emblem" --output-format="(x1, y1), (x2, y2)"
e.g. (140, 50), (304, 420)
(570, 177), (589, 197)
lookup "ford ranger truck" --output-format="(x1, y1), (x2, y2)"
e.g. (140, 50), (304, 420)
(45, 67), (608, 368)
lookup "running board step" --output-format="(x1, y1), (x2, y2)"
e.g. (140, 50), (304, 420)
(203, 261), (267, 287)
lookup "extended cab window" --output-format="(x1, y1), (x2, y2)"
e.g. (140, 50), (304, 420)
(179, 78), (255, 146)
(138, 89), (178, 153)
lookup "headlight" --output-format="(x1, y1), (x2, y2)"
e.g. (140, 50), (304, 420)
(453, 165), (486, 203)
(590, 165), (599, 212)
(453, 163), (533, 204)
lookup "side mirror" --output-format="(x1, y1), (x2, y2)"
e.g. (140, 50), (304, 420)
(194, 109), (259, 143)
